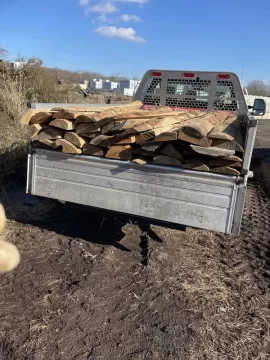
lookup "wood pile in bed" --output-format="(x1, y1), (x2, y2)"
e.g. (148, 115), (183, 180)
(23, 101), (245, 175)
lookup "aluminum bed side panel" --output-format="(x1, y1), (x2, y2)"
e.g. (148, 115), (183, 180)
(28, 150), (240, 234)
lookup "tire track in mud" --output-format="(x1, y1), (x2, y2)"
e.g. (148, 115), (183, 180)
(218, 149), (270, 291)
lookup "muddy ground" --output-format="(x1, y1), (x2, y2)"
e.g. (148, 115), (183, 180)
(1, 122), (270, 360)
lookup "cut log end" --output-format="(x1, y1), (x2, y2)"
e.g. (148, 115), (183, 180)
(181, 120), (214, 138)
(76, 123), (98, 135)
(106, 145), (133, 160)
(210, 166), (240, 176)
(55, 139), (82, 154)
(159, 143), (183, 161)
(64, 132), (87, 149)
(32, 139), (60, 150)
(29, 124), (43, 138)
(30, 112), (53, 125)
(211, 139), (244, 152)
(53, 110), (75, 120)
(50, 119), (76, 131)
(183, 163), (210, 171)
(35, 127), (64, 141)
(153, 155), (182, 167)
(82, 144), (105, 157)
(178, 131), (212, 147)
(90, 135), (113, 148)
(190, 145), (235, 157)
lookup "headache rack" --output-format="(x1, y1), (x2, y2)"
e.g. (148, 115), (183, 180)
(134, 70), (247, 115)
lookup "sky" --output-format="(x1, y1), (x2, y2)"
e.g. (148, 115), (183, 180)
(0, 0), (269, 81)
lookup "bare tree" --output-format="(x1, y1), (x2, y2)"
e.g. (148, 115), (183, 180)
(0, 47), (8, 60)
(27, 56), (43, 66)
(15, 53), (26, 62)
(246, 80), (270, 96)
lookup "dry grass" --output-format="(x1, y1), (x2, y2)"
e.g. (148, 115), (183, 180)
(0, 77), (26, 121)
(154, 227), (270, 360)
(0, 111), (28, 185)
(0, 57), (131, 186)
(0, 63), (28, 186)
(0, 60), (78, 185)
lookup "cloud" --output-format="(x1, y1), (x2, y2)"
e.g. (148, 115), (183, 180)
(95, 26), (145, 42)
(87, 3), (118, 13)
(79, 0), (148, 40)
(97, 13), (108, 23)
(121, 14), (141, 22)
(97, 13), (118, 24)
(79, 0), (89, 5)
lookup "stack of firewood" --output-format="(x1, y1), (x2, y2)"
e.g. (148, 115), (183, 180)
(23, 100), (245, 175)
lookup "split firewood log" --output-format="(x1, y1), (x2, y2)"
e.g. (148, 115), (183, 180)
(64, 132), (87, 148)
(34, 127), (64, 141)
(183, 163), (210, 171)
(159, 144), (183, 161)
(178, 131), (212, 147)
(82, 144), (106, 157)
(55, 139), (82, 154)
(106, 145), (133, 160)
(30, 112), (53, 124)
(210, 167), (240, 176)
(153, 155), (182, 167)
(190, 145), (235, 157)
(50, 119), (76, 131)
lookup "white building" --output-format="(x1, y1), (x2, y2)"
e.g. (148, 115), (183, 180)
(88, 78), (141, 94)
(89, 79), (103, 90)
(119, 80), (141, 95)
(123, 88), (135, 96)
(11, 61), (27, 69)
(102, 81), (119, 91)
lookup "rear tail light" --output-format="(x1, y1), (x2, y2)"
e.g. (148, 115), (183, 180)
(183, 72), (195, 78)
(152, 71), (162, 77)
(218, 74), (231, 79)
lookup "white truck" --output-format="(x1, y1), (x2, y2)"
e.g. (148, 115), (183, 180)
(26, 70), (266, 235)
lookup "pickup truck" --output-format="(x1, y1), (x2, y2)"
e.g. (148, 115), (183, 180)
(26, 70), (266, 235)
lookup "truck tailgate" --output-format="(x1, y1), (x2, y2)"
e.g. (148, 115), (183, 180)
(27, 149), (245, 234)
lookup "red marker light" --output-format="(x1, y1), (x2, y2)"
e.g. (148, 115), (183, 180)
(218, 74), (231, 79)
(183, 72), (195, 78)
(152, 71), (162, 77)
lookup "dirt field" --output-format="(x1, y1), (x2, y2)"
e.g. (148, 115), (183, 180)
(1, 121), (270, 359)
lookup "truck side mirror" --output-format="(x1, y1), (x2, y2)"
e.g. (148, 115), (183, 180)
(252, 99), (266, 116)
